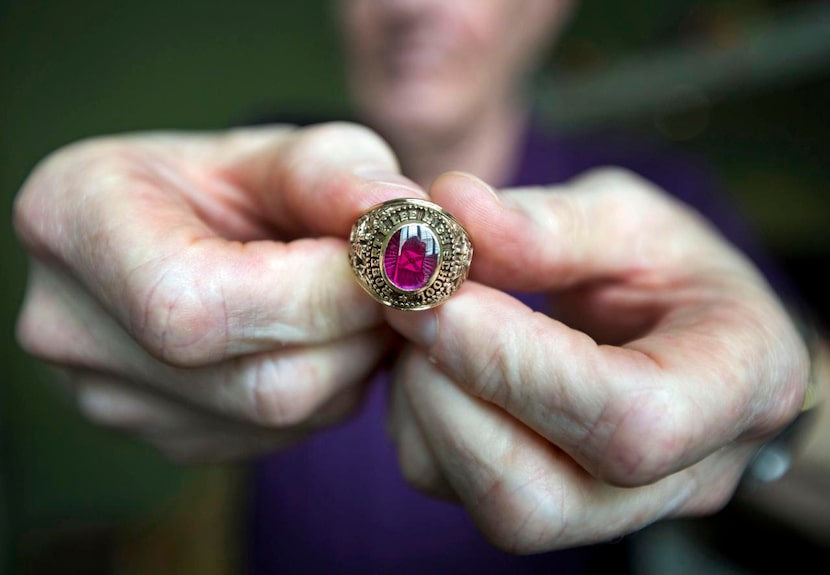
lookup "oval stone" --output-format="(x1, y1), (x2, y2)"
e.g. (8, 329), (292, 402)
(383, 223), (440, 291)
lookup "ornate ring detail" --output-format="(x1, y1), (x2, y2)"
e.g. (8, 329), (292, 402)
(349, 198), (473, 311)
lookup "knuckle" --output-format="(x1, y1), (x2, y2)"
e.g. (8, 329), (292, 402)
(300, 242), (357, 333)
(246, 356), (321, 427)
(599, 388), (692, 486)
(129, 256), (229, 367)
(476, 474), (570, 554)
(469, 342), (520, 410)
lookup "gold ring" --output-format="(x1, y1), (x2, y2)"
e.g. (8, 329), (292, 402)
(349, 198), (473, 310)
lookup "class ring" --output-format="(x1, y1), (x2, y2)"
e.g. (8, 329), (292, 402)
(349, 198), (473, 311)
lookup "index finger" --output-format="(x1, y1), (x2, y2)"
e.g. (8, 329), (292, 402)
(220, 122), (429, 238)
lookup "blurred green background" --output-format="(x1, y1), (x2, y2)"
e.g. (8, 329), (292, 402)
(2, 1), (829, 573)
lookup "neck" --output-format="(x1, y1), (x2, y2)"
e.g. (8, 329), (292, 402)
(387, 100), (528, 190)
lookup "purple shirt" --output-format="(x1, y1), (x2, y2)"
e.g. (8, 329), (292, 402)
(246, 122), (789, 573)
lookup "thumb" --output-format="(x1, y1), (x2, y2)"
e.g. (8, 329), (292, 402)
(222, 121), (429, 238)
(428, 169), (747, 292)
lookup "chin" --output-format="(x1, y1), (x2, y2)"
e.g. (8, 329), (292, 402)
(360, 87), (471, 145)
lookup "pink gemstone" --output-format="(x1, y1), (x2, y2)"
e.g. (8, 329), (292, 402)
(383, 224), (439, 291)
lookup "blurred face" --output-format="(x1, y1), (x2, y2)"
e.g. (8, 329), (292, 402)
(337, 0), (570, 143)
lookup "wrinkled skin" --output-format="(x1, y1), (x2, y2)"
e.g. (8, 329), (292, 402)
(14, 123), (418, 462)
(12, 0), (812, 554)
(13, 124), (808, 551)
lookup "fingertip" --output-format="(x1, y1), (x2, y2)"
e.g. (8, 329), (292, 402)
(227, 122), (431, 238)
(427, 173), (539, 289)
(429, 171), (507, 223)
(351, 167), (430, 213)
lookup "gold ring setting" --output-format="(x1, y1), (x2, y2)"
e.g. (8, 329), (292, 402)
(349, 198), (473, 311)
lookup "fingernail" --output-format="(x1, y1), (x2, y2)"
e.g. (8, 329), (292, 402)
(445, 170), (515, 208)
(456, 172), (503, 204)
(471, 174), (515, 209)
(354, 167), (422, 191)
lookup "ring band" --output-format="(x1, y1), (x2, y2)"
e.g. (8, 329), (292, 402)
(349, 198), (473, 311)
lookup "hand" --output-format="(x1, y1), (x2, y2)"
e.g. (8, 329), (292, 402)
(385, 170), (810, 553)
(14, 122), (425, 463)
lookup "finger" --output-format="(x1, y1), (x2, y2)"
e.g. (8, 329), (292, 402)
(397, 170), (808, 484)
(402, 348), (754, 553)
(150, 377), (371, 465)
(19, 262), (392, 427)
(72, 373), (312, 464)
(387, 347), (455, 500)
(222, 122), (429, 238)
(74, 372), (209, 432)
(428, 170), (756, 292)
(386, 280), (806, 487)
(14, 124), (427, 366)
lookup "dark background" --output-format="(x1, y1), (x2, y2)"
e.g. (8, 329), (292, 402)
(2, 1), (829, 573)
